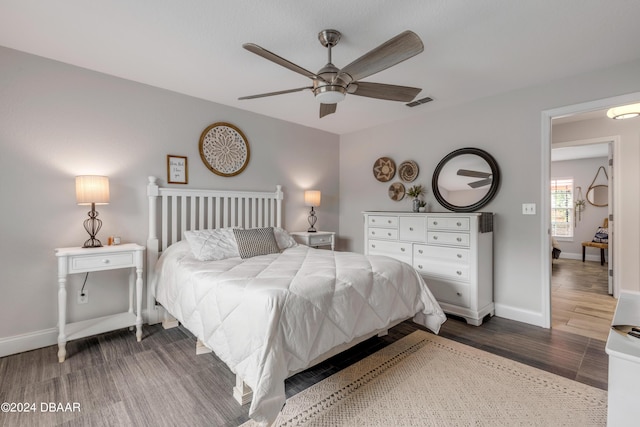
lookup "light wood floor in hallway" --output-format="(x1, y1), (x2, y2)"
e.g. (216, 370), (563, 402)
(552, 258), (616, 341)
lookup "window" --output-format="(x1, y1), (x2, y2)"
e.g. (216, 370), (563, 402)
(551, 178), (573, 238)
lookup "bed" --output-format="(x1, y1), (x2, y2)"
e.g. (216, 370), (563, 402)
(145, 177), (446, 425)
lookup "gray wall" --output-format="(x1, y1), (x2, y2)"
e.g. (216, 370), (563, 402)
(339, 59), (640, 325)
(0, 46), (339, 350)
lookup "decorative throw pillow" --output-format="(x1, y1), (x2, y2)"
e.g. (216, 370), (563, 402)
(273, 227), (298, 250)
(592, 227), (608, 244)
(184, 228), (240, 261)
(233, 227), (280, 259)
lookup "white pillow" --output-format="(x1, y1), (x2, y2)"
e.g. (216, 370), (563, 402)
(184, 228), (240, 261)
(273, 227), (298, 250)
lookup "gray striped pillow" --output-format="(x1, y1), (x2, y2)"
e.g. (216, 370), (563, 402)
(233, 227), (280, 259)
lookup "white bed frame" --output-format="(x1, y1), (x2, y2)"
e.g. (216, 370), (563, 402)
(145, 176), (401, 406)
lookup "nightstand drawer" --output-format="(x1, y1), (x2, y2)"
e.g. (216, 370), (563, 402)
(368, 227), (399, 240)
(70, 252), (135, 272)
(308, 234), (332, 246)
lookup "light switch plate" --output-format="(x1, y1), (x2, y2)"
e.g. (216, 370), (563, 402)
(522, 203), (536, 215)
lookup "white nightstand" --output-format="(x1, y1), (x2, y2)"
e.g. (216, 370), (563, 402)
(54, 243), (145, 362)
(290, 231), (336, 250)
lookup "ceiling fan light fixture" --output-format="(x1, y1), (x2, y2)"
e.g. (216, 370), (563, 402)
(606, 103), (640, 120)
(314, 85), (346, 104)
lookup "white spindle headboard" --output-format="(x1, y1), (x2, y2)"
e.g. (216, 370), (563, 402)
(145, 176), (284, 324)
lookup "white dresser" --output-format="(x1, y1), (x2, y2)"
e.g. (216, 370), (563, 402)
(363, 211), (494, 325)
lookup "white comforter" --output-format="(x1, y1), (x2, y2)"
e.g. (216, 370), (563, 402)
(152, 242), (446, 424)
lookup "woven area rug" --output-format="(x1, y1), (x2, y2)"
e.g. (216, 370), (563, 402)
(242, 330), (607, 426)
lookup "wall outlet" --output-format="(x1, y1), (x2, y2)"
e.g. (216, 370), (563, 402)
(77, 290), (88, 304)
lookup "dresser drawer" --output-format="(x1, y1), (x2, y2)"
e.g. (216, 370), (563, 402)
(399, 216), (426, 242)
(414, 244), (469, 264)
(368, 227), (399, 240)
(367, 240), (412, 264)
(426, 279), (471, 308)
(414, 260), (470, 282)
(427, 231), (470, 247)
(427, 217), (470, 231)
(70, 252), (135, 273)
(367, 215), (398, 228)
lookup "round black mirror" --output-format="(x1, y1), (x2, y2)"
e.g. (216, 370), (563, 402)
(432, 148), (500, 212)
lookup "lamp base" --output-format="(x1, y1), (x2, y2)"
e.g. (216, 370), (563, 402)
(82, 205), (103, 248)
(83, 238), (103, 248)
(307, 207), (318, 233)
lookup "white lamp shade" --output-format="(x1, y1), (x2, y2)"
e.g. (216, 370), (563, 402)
(606, 103), (640, 120)
(304, 190), (321, 207)
(76, 175), (110, 205)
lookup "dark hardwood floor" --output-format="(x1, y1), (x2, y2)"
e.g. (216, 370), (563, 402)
(0, 313), (608, 427)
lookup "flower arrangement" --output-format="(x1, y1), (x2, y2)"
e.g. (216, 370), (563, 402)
(406, 185), (425, 199)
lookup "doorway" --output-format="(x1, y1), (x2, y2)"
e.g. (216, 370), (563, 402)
(549, 136), (615, 341)
(541, 91), (640, 332)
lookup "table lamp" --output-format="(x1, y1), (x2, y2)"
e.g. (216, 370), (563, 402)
(76, 175), (110, 248)
(304, 190), (321, 232)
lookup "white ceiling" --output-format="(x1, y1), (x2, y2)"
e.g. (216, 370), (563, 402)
(2, 1), (640, 135)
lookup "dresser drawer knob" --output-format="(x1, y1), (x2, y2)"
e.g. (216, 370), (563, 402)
(433, 221), (438, 225)
(371, 244), (376, 248)
(456, 292), (462, 296)
(372, 231), (376, 235)
(433, 236), (438, 240)
(456, 271), (462, 275)
(418, 249), (423, 254)
(388, 220), (392, 224)
(457, 254), (462, 258)
(456, 237), (462, 242)
(409, 227), (414, 231)
(102, 259), (110, 264)
(372, 219), (376, 223)
(400, 247), (405, 252)
(457, 222), (462, 227)
(418, 265), (423, 269)
(388, 232), (392, 236)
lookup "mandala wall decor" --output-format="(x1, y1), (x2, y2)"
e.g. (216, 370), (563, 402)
(199, 122), (250, 177)
(388, 182), (406, 201)
(373, 157), (396, 182)
(398, 160), (419, 182)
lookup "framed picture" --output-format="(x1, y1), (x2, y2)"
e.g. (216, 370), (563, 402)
(167, 155), (188, 184)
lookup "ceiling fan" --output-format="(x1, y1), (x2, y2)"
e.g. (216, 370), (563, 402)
(238, 29), (424, 118)
(457, 169), (493, 188)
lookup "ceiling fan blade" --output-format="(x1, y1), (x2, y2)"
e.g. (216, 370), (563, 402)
(457, 169), (492, 178)
(339, 31), (424, 82)
(350, 81), (421, 102)
(320, 103), (337, 118)
(238, 87), (312, 100)
(468, 178), (492, 189)
(243, 43), (322, 81)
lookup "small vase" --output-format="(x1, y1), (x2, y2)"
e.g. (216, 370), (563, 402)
(419, 206), (426, 213)
(412, 198), (420, 212)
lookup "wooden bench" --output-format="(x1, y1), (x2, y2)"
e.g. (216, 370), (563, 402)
(582, 218), (608, 265)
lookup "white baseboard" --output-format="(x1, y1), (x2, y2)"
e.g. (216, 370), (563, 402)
(494, 303), (547, 328)
(0, 327), (57, 358)
(559, 251), (607, 263)
(0, 309), (157, 358)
